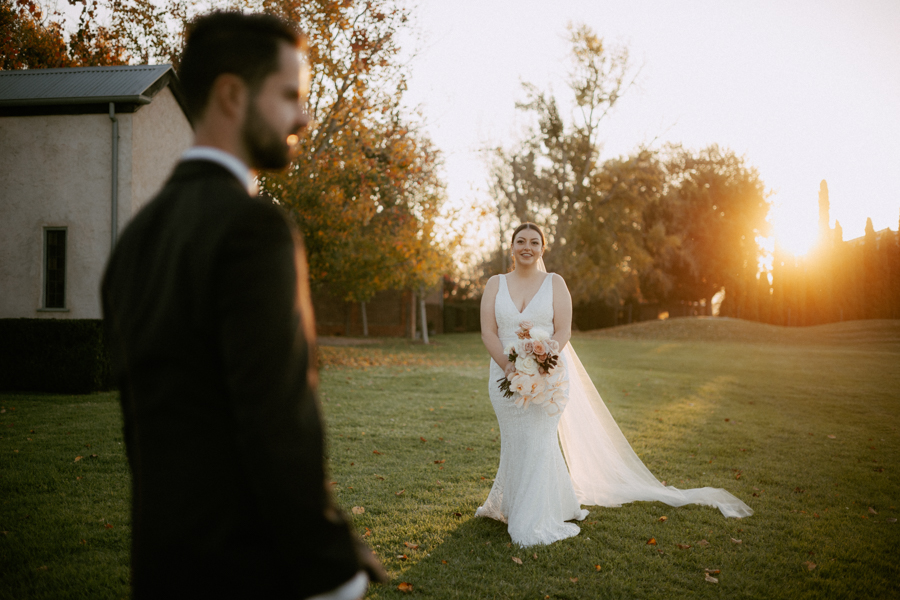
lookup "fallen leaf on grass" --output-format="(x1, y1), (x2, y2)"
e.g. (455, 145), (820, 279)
(646, 538), (657, 545)
(705, 569), (720, 575)
(441, 560), (448, 564)
(405, 542), (419, 550)
(397, 582), (413, 592)
(511, 556), (522, 565)
(363, 528), (371, 537)
(794, 487), (805, 494)
(570, 577), (578, 583)
(434, 460), (445, 464)
(887, 518), (897, 523)
(658, 516), (668, 522)
(804, 561), (816, 570)
(396, 554), (408, 560)
(372, 450), (382, 455)
(79, 539), (86, 544)
(395, 490), (405, 496)
(731, 538), (742, 544)
(104, 524), (113, 529)
(453, 512), (462, 518)
(351, 506), (365, 515)
(698, 539), (709, 546)
(705, 574), (718, 584)
(595, 564), (602, 571)
(74, 456), (83, 462)
(420, 437), (427, 442)
(676, 544), (692, 550)
(38, 566), (48, 571)
(868, 507), (877, 515)
(533, 553), (538, 559)
(827, 435), (836, 439)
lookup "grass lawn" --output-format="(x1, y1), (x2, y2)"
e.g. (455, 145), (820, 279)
(1, 318), (898, 599)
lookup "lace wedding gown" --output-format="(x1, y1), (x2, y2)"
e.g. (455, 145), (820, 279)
(476, 274), (589, 546)
(476, 273), (752, 548)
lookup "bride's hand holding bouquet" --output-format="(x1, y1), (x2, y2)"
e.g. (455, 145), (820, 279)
(498, 320), (569, 415)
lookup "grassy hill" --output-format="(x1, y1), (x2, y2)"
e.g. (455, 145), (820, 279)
(583, 316), (900, 349)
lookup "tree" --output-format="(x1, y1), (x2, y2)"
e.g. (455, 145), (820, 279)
(256, 0), (452, 335)
(652, 146), (771, 315)
(489, 23), (638, 261)
(1, 0), (126, 69)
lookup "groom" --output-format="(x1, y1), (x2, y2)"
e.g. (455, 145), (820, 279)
(101, 12), (384, 599)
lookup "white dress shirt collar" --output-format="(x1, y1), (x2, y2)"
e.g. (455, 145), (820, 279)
(180, 146), (257, 195)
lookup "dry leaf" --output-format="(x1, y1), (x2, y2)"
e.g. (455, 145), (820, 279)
(705, 574), (719, 584)
(395, 490), (405, 496)
(658, 516), (668, 522)
(404, 542), (419, 550)
(646, 537), (657, 545)
(104, 524), (113, 529)
(533, 553), (538, 560)
(351, 506), (365, 515)
(453, 512), (462, 518)
(434, 460), (445, 464)
(676, 543), (692, 550)
(372, 450), (382, 455)
(363, 528), (371, 537)
(511, 556), (523, 565)
(441, 560), (448, 564)
(79, 539), (86, 544)
(570, 577), (578, 583)
(731, 538), (742, 544)
(397, 582), (413, 592)
(887, 518), (897, 523)
(420, 437), (427, 442)
(396, 554), (408, 560)
(705, 569), (720, 575)
(868, 507), (877, 515)
(827, 435), (836, 439)
(595, 564), (602, 571)
(804, 561), (816, 570)
(74, 456), (83, 462)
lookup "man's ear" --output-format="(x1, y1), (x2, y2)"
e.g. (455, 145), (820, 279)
(209, 73), (249, 122)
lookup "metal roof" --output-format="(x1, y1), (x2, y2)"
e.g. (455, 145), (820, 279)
(0, 64), (188, 118)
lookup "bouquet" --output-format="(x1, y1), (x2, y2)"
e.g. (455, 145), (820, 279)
(497, 320), (570, 416)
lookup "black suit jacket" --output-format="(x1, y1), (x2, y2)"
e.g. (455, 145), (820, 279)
(101, 160), (381, 599)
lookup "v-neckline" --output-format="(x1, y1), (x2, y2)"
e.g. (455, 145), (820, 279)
(505, 274), (550, 315)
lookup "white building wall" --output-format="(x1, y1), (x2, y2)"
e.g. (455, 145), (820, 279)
(130, 87), (192, 223)
(0, 89), (192, 320)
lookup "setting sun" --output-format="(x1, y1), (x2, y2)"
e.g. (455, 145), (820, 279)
(769, 197), (821, 257)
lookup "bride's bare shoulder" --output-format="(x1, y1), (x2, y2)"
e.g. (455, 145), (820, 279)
(484, 274), (502, 293)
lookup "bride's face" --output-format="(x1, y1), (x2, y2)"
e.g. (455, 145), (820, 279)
(513, 229), (543, 266)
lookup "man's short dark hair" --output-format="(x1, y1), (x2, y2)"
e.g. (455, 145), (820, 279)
(179, 11), (303, 121)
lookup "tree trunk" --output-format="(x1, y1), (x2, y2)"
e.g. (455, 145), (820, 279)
(419, 289), (429, 345)
(409, 290), (417, 340)
(360, 301), (368, 337)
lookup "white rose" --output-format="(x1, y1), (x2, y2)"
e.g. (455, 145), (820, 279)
(529, 327), (550, 342)
(503, 343), (516, 356)
(515, 355), (540, 376)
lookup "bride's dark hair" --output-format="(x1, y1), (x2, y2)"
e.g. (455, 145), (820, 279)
(511, 222), (545, 247)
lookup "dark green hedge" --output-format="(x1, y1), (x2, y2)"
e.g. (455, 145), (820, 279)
(0, 319), (113, 394)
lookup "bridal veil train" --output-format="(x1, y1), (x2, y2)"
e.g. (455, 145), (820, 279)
(558, 345), (753, 518)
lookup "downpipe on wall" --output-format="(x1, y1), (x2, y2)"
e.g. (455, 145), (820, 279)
(109, 102), (118, 250)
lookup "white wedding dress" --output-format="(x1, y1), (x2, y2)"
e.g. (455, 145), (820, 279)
(476, 273), (752, 547)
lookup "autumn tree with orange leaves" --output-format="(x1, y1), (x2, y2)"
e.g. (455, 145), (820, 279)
(0, 0), (126, 69)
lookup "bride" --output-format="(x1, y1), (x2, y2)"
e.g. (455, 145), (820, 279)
(475, 223), (753, 547)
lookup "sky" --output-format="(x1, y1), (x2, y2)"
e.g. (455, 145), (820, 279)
(401, 0), (900, 256)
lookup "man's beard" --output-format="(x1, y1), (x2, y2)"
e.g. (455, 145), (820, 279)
(241, 100), (293, 170)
